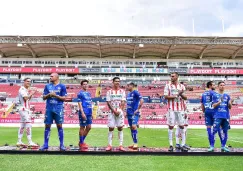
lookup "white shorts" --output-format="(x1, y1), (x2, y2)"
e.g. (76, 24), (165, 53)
(19, 110), (32, 123)
(107, 111), (124, 128)
(167, 110), (185, 126)
(184, 118), (189, 126)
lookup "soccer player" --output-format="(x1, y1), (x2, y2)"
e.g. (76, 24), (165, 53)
(211, 81), (233, 152)
(106, 77), (126, 151)
(164, 72), (187, 152)
(17, 78), (38, 148)
(126, 82), (144, 150)
(201, 81), (216, 151)
(39, 73), (67, 151)
(77, 80), (92, 151)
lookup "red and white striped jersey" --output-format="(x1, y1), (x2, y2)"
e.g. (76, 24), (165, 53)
(164, 83), (186, 111)
(106, 89), (126, 112)
(18, 86), (30, 110)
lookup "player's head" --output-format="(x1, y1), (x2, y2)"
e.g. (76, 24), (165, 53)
(206, 81), (216, 90)
(170, 72), (179, 83)
(23, 78), (31, 88)
(112, 77), (120, 88)
(126, 82), (135, 91)
(218, 81), (225, 92)
(80, 79), (89, 91)
(50, 73), (59, 83)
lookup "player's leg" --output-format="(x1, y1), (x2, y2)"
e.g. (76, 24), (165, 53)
(78, 112), (88, 149)
(221, 119), (230, 152)
(39, 110), (53, 151)
(177, 112), (187, 151)
(17, 122), (26, 147)
(117, 112), (125, 151)
(210, 118), (222, 152)
(175, 125), (181, 149)
(54, 107), (65, 151)
(205, 112), (214, 149)
(83, 115), (92, 141)
(106, 113), (115, 151)
(218, 127), (224, 145)
(129, 114), (139, 149)
(167, 110), (175, 151)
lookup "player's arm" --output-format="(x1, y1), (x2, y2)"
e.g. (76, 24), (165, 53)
(43, 85), (51, 100)
(134, 91), (144, 114)
(77, 98), (86, 120)
(107, 101), (116, 113)
(52, 85), (67, 101)
(164, 84), (176, 100)
(178, 86), (187, 100)
(212, 95), (221, 108)
(200, 95), (205, 113)
(228, 96), (233, 109)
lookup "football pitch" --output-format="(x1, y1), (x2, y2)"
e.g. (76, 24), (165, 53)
(0, 127), (243, 171)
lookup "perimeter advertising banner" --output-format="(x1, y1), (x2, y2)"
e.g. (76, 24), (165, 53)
(0, 67), (79, 74)
(188, 69), (243, 75)
(101, 68), (168, 73)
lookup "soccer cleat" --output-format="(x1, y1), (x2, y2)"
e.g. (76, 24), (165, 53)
(175, 144), (181, 150)
(181, 145), (189, 152)
(16, 142), (27, 148)
(39, 145), (49, 151)
(106, 145), (112, 151)
(183, 144), (191, 150)
(119, 146), (126, 152)
(221, 147), (230, 152)
(132, 144), (138, 150)
(60, 145), (66, 151)
(28, 142), (39, 149)
(208, 146), (214, 152)
(128, 144), (134, 148)
(168, 146), (173, 152)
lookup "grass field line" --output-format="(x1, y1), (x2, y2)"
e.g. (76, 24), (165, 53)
(188, 131), (243, 144)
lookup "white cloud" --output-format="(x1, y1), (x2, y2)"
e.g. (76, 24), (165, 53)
(0, 0), (242, 36)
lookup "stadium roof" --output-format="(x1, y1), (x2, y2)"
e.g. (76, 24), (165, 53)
(0, 36), (243, 59)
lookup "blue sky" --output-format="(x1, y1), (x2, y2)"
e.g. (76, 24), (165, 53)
(0, 0), (242, 36)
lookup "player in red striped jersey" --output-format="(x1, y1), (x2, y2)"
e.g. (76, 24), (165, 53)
(164, 72), (187, 152)
(17, 78), (38, 148)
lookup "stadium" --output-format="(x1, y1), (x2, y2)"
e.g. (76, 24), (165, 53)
(1, 36), (243, 170)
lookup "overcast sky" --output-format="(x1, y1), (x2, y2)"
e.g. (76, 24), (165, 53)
(0, 0), (242, 36)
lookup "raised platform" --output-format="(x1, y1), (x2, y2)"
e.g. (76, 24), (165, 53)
(1, 146), (243, 156)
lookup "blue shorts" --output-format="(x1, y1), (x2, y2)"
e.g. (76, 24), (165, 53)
(44, 105), (64, 125)
(79, 112), (92, 127)
(127, 114), (140, 127)
(213, 118), (230, 131)
(205, 111), (214, 126)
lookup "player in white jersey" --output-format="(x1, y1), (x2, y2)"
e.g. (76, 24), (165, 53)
(164, 72), (187, 152)
(17, 78), (38, 148)
(106, 77), (126, 151)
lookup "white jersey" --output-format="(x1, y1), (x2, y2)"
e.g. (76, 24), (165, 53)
(18, 86), (30, 110)
(106, 89), (126, 112)
(164, 83), (186, 111)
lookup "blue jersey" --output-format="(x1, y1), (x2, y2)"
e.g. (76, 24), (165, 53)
(201, 90), (215, 114)
(43, 83), (67, 108)
(77, 90), (92, 116)
(126, 90), (142, 115)
(212, 93), (230, 119)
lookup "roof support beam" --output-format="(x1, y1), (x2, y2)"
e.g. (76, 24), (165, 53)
(199, 45), (210, 59)
(62, 44), (69, 58)
(0, 50), (5, 57)
(231, 46), (243, 59)
(96, 36), (102, 58)
(133, 44), (136, 58)
(17, 36), (36, 58)
(166, 45), (173, 59)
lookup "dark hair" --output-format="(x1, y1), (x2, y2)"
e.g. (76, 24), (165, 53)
(127, 82), (135, 86)
(218, 81), (225, 86)
(24, 78), (31, 81)
(81, 79), (89, 85)
(206, 81), (214, 88)
(170, 72), (179, 76)
(112, 77), (120, 82)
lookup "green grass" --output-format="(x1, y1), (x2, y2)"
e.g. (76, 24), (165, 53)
(0, 128), (243, 171)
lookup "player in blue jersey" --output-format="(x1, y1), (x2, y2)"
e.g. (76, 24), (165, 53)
(126, 82), (144, 150)
(210, 81), (233, 152)
(39, 73), (67, 151)
(201, 81), (216, 151)
(77, 80), (93, 151)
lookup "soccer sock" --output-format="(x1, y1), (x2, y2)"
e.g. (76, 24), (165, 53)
(222, 130), (228, 147)
(118, 131), (124, 146)
(18, 123), (25, 143)
(79, 136), (84, 144)
(207, 127), (212, 146)
(168, 129), (173, 146)
(44, 127), (51, 146)
(83, 136), (87, 141)
(175, 127), (180, 145)
(108, 131), (113, 146)
(58, 127), (64, 146)
(180, 128), (186, 146)
(25, 123), (32, 144)
(184, 126), (188, 138)
(218, 128), (224, 145)
(131, 129), (138, 144)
